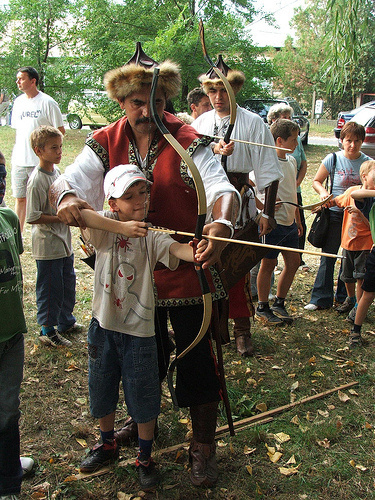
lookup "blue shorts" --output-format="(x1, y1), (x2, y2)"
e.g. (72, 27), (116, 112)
(87, 318), (160, 423)
(263, 222), (299, 259)
(362, 248), (375, 293)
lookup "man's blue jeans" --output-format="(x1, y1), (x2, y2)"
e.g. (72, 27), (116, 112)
(0, 332), (24, 496)
(310, 210), (346, 308)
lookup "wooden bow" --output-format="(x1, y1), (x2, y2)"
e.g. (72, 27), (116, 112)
(275, 194), (334, 211)
(199, 19), (237, 173)
(150, 68), (213, 369)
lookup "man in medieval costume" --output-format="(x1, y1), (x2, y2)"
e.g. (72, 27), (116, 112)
(50, 43), (241, 488)
(192, 55), (283, 356)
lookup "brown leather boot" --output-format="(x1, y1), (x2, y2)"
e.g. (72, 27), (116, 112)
(233, 317), (254, 357)
(114, 417), (159, 446)
(189, 401), (219, 487)
(114, 416), (138, 446)
(189, 440), (217, 487)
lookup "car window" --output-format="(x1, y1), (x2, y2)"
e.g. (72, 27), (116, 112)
(288, 101), (302, 116)
(352, 107), (375, 126)
(244, 100), (270, 121)
(246, 101), (267, 114)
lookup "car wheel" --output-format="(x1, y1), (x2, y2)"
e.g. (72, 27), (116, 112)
(302, 131), (308, 145)
(68, 114), (82, 130)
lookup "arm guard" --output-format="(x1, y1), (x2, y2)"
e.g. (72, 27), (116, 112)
(263, 180), (279, 219)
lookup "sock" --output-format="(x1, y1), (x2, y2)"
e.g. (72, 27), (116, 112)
(352, 324), (362, 335)
(100, 429), (115, 445)
(138, 437), (153, 462)
(257, 301), (269, 311)
(274, 296), (285, 307)
(41, 325), (55, 336)
(348, 296), (356, 303)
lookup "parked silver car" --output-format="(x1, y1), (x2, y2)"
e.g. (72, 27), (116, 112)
(334, 101), (375, 139)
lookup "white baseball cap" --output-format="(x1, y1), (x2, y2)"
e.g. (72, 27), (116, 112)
(104, 164), (151, 199)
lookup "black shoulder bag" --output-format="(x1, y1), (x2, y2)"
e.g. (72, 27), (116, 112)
(307, 153), (336, 248)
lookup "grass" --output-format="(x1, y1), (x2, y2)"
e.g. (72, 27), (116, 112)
(309, 121), (336, 138)
(1, 126), (375, 499)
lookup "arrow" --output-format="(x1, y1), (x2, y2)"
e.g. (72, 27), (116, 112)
(147, 225), (344, 260)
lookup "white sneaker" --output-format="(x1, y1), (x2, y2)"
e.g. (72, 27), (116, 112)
(20, 456), (34, 476)
(304, 303), (318, 311)
(39, 330), (72, 347)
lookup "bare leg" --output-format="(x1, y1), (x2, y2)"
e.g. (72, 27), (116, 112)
(276, 250), (300, 299)
(355, 279), (364, 303)
(256, 257), (286, 324)
(137, 419), (156, 441)
(99, 412), (116, 432)
(14, 197), (26, 232)
(80, 412), (118, 472)
(257, 258), (276, 302)
(345, 282), (356, 298)
(355, 291), (375, 326)
(136, 418), (159, 489)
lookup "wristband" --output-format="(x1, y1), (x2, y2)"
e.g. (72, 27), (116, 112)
(56, 189), (77, 208)
(214, 218), (234, 237)
(261, 213), (269, 219)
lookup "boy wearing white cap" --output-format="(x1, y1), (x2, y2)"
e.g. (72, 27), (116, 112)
(78, 164), (206, 490)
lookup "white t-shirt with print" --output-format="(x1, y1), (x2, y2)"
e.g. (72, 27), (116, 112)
(84, 212), (180, 337)
(11, 91), (64, 167)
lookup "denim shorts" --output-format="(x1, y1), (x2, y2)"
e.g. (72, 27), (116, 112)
(11, 165), (35, 198)
(87, 318), (160, 423)
(264, 222), (299, 259)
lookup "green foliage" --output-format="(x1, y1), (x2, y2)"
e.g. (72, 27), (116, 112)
(322, 0), (375, 108)
(1, 0), (71, 95)
(272, 2), (330, 111)
(273, 0), (375, 118)
(2, 0), (374, 121)
(0, 0), (276, 116)
(148, 14), (275, 111)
